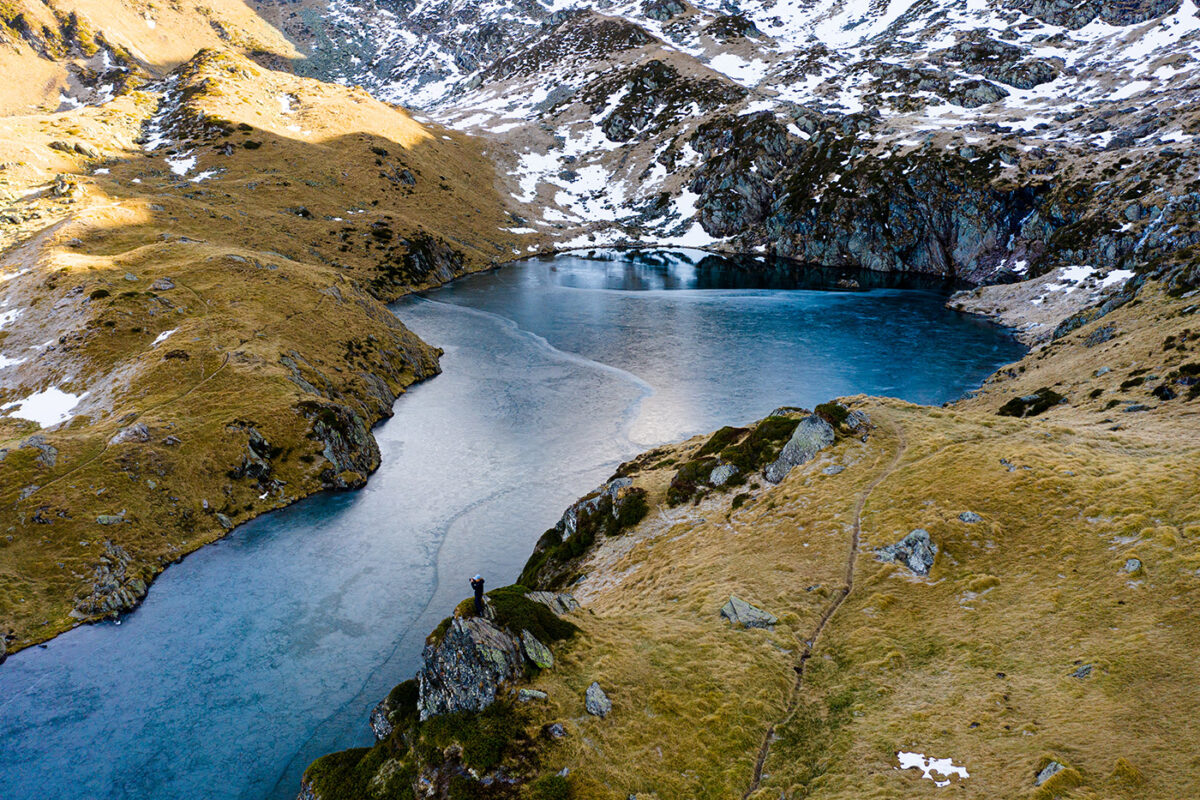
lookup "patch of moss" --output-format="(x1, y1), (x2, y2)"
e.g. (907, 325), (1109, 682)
(304, 746), (409, 800)
(418, 701), (528, 773)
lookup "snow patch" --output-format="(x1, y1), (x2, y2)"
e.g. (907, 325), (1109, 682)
(2, 388), (88, 429)
(152, 329), (178, 346)
(897, 751), (969, 788)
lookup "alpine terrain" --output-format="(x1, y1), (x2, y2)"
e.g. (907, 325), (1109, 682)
(0, 0), (1198, 799)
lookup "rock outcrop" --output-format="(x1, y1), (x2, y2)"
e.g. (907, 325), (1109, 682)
(764, 415), (835, 483)
(72, 541), (149, 618)
(876, 529), (938, 577)
(417, 615), (525, 720)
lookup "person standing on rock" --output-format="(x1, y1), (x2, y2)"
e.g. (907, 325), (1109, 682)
(470, 574), (485, 616)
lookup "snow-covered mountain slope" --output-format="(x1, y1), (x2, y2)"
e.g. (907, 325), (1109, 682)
(271, 0), (1200, 282)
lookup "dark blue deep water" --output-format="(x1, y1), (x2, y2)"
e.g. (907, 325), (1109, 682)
(0, 250), (1024, 800)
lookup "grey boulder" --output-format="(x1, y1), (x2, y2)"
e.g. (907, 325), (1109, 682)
(585, 682), (611, 717)
(521, 630), (554, 669)
(876, 529), (938, 576)
(763, 415), (835, 484)
(418, 616), (524, 720)
(709, 463), (738, 486)
(720, 595), (778, 629)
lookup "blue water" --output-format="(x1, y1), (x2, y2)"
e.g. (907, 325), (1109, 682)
(0, 250), (1024, 800)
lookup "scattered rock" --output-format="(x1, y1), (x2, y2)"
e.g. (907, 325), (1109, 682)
(542, 722), (568, 739)
(958, 511), (982, 523)
(720, 595), (778, 628)
(709, 463), (738, 486)
(162, 435), (182, 446)
(585, 681), (612, 717)
(521, 630), (554, 669)
(763, 415), (835, 483)
(369, 698), (394, 740)
(1035, 761), (1065, 786)
(518, 688), (548, 702)
(216, 513), (234, 530)
(822, 464), (845, 475)
(1084, 326), (1116, 347)
(1071, 664), (1093, 680)
(151, 277), (176, 291)
(95, 513), (125, 525)
(1123, 558), (1142, 573)
(876, 529), (937, 576)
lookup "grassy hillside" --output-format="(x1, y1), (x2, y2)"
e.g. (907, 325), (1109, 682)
(527, 282), (1200, 799)
(309, 275), (1200, 799)
(0, 48), (519, 653)
(0, 0), (302, 113)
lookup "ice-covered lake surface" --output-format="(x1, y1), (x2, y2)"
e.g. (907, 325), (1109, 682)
(0, 250), (1024, 800)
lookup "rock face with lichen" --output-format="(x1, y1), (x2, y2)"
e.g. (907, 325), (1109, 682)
(418, 616), (526, 720)
(764, 415), (835, 483)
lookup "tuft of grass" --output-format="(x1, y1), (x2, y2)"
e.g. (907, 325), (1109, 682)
(529, 774), (572, 800)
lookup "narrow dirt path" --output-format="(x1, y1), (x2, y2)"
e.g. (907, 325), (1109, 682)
(743, 415), (908, 798)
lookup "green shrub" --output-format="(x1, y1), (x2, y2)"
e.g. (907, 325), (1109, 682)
(419, 702), (526, 772)
(695, 426), (747, 457)
(719, 416), (800, 472)
(666, 457), (718, 506)
(387, 678), (419, 722)
(487, 584), (578, 643)
(814, 402), (850, 427)
(612, 488), (648, 532)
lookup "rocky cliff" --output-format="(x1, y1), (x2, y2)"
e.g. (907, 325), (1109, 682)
(270, 0), (1200, 284)
(299, 586), (581, 800)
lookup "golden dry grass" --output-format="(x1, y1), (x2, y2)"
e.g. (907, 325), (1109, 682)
(0, 49), (518, 651)
(502, 284), (1200, 799)
(0, 0), (299, 113)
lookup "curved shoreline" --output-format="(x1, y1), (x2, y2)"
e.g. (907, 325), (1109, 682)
(1, 250), (1021, 664)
